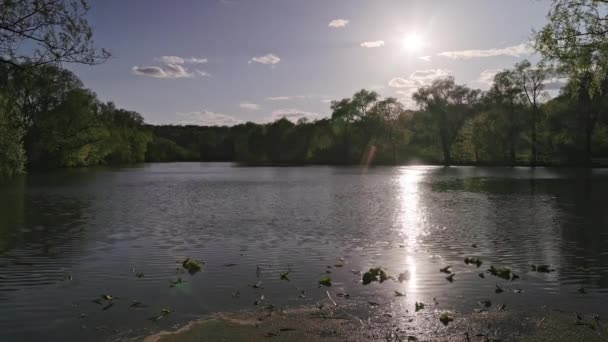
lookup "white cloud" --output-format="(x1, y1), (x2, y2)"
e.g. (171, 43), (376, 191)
(250, 53), (281, 65)
(270, 108), (321, 122)
(437, 43), (533, 59)
(239, 102), (260, 110)
(360, 40), (385, 48)
(388, 69), (452, 108)
(134, 55), (209, 79)
(543, 77), (568, 91)
(177, 110), (242, 126)
(156, 56), (208, 65)
(195, 70), (211, 77)
(265, 96), (292, 101)
(132, 64), (194, 79)
(477, 69), (503, 86)
(418, 55), (432, 62)
(328, 19), (349, 28)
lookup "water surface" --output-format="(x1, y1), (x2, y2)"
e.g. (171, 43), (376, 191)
(1, 163), (607, 341)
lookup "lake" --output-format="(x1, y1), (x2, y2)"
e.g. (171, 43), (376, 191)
(1, 163), (607, 341)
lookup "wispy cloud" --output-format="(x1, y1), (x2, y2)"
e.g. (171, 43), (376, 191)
(133, 55), (209, 79)
(132, 64), (194, 79)
(328, 19), (349, 28)
(250, 53), (281, 65)
(270, 108), (321, 122)
(418, 55), (432, 62)
(437, 43), (533, 59)
(477, 69), (503, 86)
(388, 69), (452, 108)
(177, 110), (242, 126)
(361, 40), (385, 48)
(239, 102), (260, 110)
(265, 96), (292, 101)
(156, 56), (208, 65)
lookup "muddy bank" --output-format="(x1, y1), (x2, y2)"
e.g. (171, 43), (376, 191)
(140, 302), (607, 342)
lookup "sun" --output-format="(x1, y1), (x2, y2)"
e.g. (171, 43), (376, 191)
(402, 32), (424, 53)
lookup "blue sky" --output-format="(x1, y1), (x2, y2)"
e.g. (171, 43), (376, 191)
(68, 0), (551, 126)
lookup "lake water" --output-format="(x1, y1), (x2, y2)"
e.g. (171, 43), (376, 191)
(1, 163), (607, 341)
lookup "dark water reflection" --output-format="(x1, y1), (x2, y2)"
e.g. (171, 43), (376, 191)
(0, 163), (607, 341)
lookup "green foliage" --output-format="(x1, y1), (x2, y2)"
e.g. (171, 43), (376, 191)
(362, 267), (389, 285)
(0, 95), (25, 179)
(318, 276), (332, 287)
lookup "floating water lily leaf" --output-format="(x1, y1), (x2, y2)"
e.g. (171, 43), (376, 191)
(439, 312), (454, 326)
(101, 294), (113, 301)
(169, 277), (188, 288)
(160, 308), (174, 316)
(265, 332), (278, 338)
(254, 294), (265, 306)
(249, 281), (264, 289)
(498, 304), (507, 311)
(368, 301), (379, 307)
(471, 244), (478, 248)
(182, 258), (203, 274)
(333, 264), (343, 268)
(531, 264), (555, 273)
(135, 272), (144, 278)
(439, 266), (452, 274)
(336, 293), (350, 299)
(478, 300), (491, 307)
(223, 263), (237, 267)
(415, 302), (425, 312)
(446, 273), (455, 283)
(489, 266), (518, 281)
(280, 328), (296, 332)
(280, 272), (290, 281)
(464, 257), (483, 267)
(394, 291), (405, 297)
(398, 271), (410, 283)
(495, 284), (504, 294)
(130, 300), (147, 308)
(478, 272), (485, 278)
(319, 277), (332, 287)
(362, 267), (388, 285)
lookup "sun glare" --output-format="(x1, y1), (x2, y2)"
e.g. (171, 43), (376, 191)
(402, 32), (424, 53)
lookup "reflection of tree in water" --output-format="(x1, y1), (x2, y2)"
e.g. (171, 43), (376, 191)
(0, 176), (90, 291)
(424, 167), (608, 290)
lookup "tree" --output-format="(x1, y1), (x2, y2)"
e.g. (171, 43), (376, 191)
(371, 97), (404, 164)
(485, 70), (526, 165)
(0, 93), (25, 179)
(0, 0), (110, 68)
(535, 0), (608, 164)
(413, 77), (480, 166)
(511, 60), (548, 166)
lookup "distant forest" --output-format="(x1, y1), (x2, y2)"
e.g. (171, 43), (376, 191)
(3, 0), (608, 179)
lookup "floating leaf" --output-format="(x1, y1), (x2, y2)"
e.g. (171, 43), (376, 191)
(101, 294), (113, 301)
(439, 266), (452, 274)
(489, 266), (518, 281)
(478, 272), (485, 278)
(397, 271), (410, 283)
(265, 332), (278, 338)
(464, 257), (483, 267)
(394, 291), (405, 297)
(280, 272), (290, 281)
(160, 308), (174, 316)
(531, 264), (555, 273)
(439, 312), (454, 326)
(319, 276), (332, 287)
(498, 304), (507, 311)
(249, 281), (264, 289)
(336, 292), (350, 299)
(333, 264), (343, 268)
(368, 301), (380, 307)
(471, 244), (478, 248)
(415, 302), (425, 312)
(446, 273), (455, 283)
(130, 300), (147, 308)
(223, 263), (237, 267)
(169, 277), (188, 288)
(280, 328), (296, 332)
(478, 300), (491, 307)
(182, 258), (203, 274)
(254, 294), (265, 306)
(495, 284), (504, 294)
(362, 267), (388, 285)
(135, 273), (144, 278)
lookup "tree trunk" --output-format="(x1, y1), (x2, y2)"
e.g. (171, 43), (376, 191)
(531, 107), (537, 167)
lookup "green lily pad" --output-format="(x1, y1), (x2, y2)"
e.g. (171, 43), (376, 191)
(280, 272), (290, 281)
(135, 272), (145, 278)
(464, 257), (483, 267)
(362, 267), (388, 285)
(446, 273), (455, 282)
(318, 276), (332, 287)
(439, 266), (452, 274)
(182, 258), (204, 274)
(489, 266), (518, 280)
(439, 312), (454, 326)
(394, 290), (405, 297)
(415, 302), (425, 312)
(531, 264), (555, 273)
(169, 277), (188, 288)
